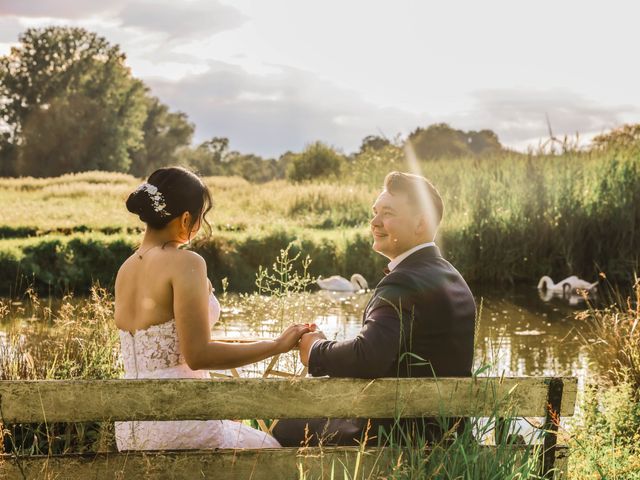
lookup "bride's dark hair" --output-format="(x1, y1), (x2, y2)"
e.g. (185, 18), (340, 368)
(126, 166), (212, 235)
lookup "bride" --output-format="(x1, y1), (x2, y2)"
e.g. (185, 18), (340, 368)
(114, 166), (311, 450)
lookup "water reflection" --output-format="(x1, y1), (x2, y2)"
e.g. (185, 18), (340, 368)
(537, 286), (596, 306)
(214, 287), (595, 384)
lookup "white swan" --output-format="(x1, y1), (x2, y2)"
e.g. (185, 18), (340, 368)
(317, 274), (368, 292)
(537, 275), (598, 297)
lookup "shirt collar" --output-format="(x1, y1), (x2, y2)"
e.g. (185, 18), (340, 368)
(388, 242), (436, 272)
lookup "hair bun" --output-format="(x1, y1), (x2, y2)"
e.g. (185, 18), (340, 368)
(125, 189), (145, 215)
(125, 167), (212, 234)
(126, 183), (173, 229)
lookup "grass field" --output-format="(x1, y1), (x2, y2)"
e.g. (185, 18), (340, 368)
(1, 146), (638, 293)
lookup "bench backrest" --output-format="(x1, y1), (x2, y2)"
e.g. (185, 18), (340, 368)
(0, 376), (577, 423)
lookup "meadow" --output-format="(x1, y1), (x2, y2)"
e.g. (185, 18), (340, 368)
(0, 145), (638, 295)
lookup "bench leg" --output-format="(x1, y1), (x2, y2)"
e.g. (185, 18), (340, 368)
(540, 378), (564, 478)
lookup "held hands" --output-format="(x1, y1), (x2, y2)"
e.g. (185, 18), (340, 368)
(275, 323), (317, 354)
(299, 330), (327, 366)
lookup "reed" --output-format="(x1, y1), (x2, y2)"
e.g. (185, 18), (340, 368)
(575, 276), (640, 390)
(0, 286), (120, 455)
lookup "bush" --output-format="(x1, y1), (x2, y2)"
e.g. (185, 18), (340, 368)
(0, 234), (135, 295)
(287, 142), (344, 182)
(0, 231), (387, 295)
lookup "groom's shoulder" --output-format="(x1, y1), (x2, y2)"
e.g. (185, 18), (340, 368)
(389, 258), (459, 293)
(374, 270), (416, 300)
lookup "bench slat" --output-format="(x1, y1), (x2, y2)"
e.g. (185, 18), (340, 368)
(0, 377), (577, 423)
(0, 446), (570, 480)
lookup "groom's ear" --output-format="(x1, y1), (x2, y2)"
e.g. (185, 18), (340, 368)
(414, 213), (430, 236)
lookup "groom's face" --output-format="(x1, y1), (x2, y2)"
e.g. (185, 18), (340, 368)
(370, 190), (421, 259)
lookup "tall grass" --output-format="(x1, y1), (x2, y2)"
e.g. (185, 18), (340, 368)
(296, 375), (549, 479)
(576, 277), (640, 390)
(1, 146), (638, 292)
(569, 378), (640, 478)
(0, 286), (121, 455)
(563, 279), (640, 477)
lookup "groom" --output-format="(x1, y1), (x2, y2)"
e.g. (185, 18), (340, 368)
(272, 171), (476, 446)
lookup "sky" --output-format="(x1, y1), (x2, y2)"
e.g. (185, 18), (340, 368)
(1, 0), (639, 157)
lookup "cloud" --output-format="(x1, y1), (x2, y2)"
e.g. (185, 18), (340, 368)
(3, 1), (635, 155)
(147, 61), (422, 157)
(0, 1), (119, 19)
(449, 89), (640, 148)
(0, 0), (246, 41)
(118, 1), (247, 39)
(0, 16), (25, 43)
(148, 67), (639, 157)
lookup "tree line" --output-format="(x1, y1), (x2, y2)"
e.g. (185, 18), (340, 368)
(1, 27), (635, 182)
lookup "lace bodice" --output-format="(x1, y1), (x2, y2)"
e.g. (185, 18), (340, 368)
(118, 293), (221, 377)
(115, 292), (280, 450)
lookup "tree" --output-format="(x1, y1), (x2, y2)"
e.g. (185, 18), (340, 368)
(408, 123), (470, 160)
(276, 151), (297, 179)
(129, 96), (194, 177)
(0, 27), (147, 176)
(359, 135), (390, 152)
(287, 142), (344, 182)
(591, 124), (640, 152)
(225, 152), (278, 183)
(466, 129), (502, 156)
(408, 123), (502, 160)
(183, 137), (230, 176)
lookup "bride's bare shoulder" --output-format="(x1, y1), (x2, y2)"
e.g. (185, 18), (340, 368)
(170, 248), (207, 271)
(115, 253), (138, 277)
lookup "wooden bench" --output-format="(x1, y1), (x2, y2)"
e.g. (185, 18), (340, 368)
(0, 376), (577, 479)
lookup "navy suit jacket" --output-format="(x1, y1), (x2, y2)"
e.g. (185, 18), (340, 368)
(309, 245), (476, 379)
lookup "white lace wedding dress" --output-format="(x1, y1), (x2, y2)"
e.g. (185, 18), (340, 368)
(115, 293), (280, 450)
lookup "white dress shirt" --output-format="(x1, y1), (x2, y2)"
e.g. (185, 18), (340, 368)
(387, 241), (436, 272)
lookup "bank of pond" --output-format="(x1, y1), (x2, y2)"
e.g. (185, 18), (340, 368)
(0, 227), (634, 297)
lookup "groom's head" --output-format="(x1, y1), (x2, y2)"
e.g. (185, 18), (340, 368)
(370, 171), (443, 260)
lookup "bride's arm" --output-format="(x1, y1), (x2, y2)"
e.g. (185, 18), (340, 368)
(172, 252), (309, 370)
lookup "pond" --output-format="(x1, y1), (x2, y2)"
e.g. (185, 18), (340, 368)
(212, 287), (594, 382)
(1, 286), (596, 382)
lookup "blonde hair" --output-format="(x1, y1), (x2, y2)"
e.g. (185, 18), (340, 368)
(383, 171), (444, 227)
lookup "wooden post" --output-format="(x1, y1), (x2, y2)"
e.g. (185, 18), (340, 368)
(540, 377), (564, 478)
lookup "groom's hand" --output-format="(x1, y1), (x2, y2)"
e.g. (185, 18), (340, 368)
(299, 331), (327, 366)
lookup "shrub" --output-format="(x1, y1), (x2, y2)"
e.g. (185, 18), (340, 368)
(287, 142), (344, 182)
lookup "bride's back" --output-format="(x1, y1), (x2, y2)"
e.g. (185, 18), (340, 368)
(115, 247), (183, 333)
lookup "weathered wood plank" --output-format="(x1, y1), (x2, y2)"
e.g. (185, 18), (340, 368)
(0, 377), (577, 423)
(0, 446), (570, 480)
(0, 448), (386, 480)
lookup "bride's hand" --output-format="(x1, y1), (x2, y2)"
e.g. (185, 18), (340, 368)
(275, 323), (314, 354)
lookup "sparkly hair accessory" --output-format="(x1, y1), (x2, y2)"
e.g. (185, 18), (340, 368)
(134, 183), (171, 217)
